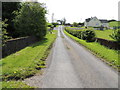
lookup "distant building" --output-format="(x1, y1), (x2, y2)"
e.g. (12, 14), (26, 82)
(84, 17), (109, 28)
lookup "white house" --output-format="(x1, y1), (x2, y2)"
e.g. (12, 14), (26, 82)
(84, 17), (109, 28)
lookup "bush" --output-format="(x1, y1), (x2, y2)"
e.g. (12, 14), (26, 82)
(81, 30), (96, 42)
(52, 23), (58, 27)
(13, 2), (47, 39)
(2, 2), (21, 38)
(65, 27), (82, 38)
(73, 22), (78, 27)
(65, 28), (96, 42)
(0, 19), (11, 46)
(110, 29), (120, 43)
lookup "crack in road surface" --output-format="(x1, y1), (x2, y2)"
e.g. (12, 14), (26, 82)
(25, 26), (118, 88)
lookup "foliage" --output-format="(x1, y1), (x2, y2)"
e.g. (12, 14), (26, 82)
(64, 30), (118, 68)
(63, 18), (66, 25)
(108, 19), (116, 23)
(66, 27), (115, 41)
(65, 28), (82, 38)
(110, 29), (120, 43)
(0, 20), (11, 46)
(52, 22), (58, 27)
(78, 22), (84, 26)
(65, 23), (71, 26)
(47, 22), (53, 27)
(1, 30), (57, 81)
(65, 27), (96, 42)
(81, 30), (96, 42)
(2, 2), (21, 38)
(57, 18), (66, 25)
(57, 20), (62, 25)
(73, 22), (78, 27)
(13, 2), (47, 39)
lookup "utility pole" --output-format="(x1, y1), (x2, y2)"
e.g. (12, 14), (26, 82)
(52, 13), (54, 23)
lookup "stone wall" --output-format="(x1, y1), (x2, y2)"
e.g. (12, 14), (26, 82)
(2, 36), (39, 58)
(96, 38), (119, 50)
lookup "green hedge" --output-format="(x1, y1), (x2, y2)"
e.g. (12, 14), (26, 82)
(65, 27), (96, 42)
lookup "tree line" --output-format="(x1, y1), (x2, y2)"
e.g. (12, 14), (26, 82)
(2, 2), (47, 45)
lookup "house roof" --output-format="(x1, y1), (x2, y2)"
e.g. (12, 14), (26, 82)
(85, 18), (91, 22)
(85, 17), (108, 23)
(99, 19), (108, 23)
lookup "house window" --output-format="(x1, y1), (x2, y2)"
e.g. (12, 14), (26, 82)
(96, 23), (99, 25)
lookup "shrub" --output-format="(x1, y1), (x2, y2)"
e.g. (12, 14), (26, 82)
(65, 27), (82, 38)
(13, 2), (47, 39)
(73, 22), (78, 27)
(52, 23), (58, 27)
(81, 30), (96, 42)
(2, 2), (21, 38)
(0, 19), (11, 46)
(65, 28), (96, 42)
(110, 29), (120, 43)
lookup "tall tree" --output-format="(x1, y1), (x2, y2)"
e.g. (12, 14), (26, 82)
(63, 18), (66, 25)
(13, 2), (47, 39)
(2, 2), (21, 38)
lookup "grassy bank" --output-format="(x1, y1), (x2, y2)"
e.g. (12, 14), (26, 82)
(64, 30), (118, 69)
(1, 30), (57, 88)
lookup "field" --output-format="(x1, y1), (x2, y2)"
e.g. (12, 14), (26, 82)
(94, 29), (115, 41)
(109, 21), (120, 27)
(1, 30), (57, 88)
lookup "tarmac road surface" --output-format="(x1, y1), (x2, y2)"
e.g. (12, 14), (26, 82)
(25, 26), (118, 88)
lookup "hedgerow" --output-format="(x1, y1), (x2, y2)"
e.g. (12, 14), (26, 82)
(65, 27), (96, 42)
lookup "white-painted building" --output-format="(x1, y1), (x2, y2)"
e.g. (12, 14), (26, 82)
(84, 17), (109, 28)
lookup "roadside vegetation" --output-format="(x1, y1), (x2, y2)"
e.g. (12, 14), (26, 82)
(2, 2), (21, 38)
(2, 2), (47, 46)
(1, 2), (59, 88)
(1, 30), (57, 88)
(13, 2), (47, 39)
(65, 27), (116, 41)
(2, 81), (34, 88)
(64, 29), (119, 70)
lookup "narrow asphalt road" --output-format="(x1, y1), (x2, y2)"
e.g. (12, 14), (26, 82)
(25, 26), (118, 88)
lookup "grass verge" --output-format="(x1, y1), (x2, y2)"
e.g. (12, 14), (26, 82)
(1, 30), (57, 88)
(2, 81), (34, 88)
(64, 30), (119, 70)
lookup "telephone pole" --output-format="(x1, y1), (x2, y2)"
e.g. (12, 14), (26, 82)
(52, 13), (54, 23)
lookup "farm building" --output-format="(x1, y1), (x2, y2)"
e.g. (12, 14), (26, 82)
(84, 17), (109, 30)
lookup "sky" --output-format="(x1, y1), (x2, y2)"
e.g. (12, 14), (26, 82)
(37, 0), (119, 23)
